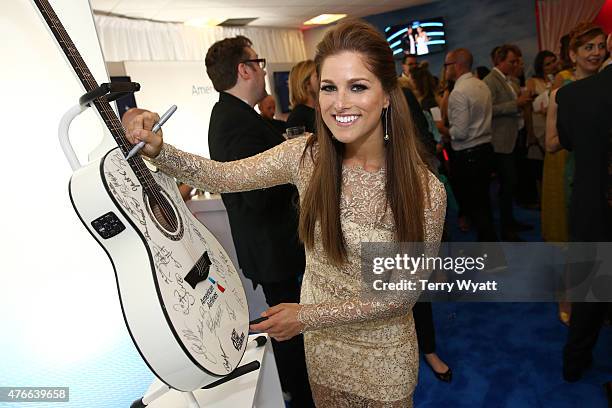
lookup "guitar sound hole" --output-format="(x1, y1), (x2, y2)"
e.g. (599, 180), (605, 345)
(145, 191), (184, 240)
(151, 195), (178, 232)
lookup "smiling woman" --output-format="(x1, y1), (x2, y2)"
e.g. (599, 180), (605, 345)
(124, 19), (446, 407)
(318, 52), (389, 146)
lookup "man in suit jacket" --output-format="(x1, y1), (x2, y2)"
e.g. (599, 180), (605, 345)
(483, 45), (532, 240)
(402, 27), (417, 56)
(205, 36), (313, 406)
(551, 33), (612, 384)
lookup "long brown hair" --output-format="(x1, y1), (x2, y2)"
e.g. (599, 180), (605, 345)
(299, 19), (429, 266)
(409, 65), (437, 103)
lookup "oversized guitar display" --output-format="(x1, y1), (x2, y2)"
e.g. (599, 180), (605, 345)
(33, 0), (250, 392)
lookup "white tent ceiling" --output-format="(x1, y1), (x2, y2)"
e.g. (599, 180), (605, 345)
(91, 0), (435, 28)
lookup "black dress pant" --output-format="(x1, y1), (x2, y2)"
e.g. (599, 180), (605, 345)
(413, 302), (436, 354)
(447, 145), (468, 219)
(496, 153), (519, 232)
(260, 279), (314, 407)
(563, 302), (610, 376)
(454, 143), (498, 241)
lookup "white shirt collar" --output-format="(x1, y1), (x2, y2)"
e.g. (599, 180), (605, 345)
(455, 72), (473, 85)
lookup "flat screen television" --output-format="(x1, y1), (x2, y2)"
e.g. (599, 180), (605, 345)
(273, 71), (291, 113)
(385, 17), (447, 58)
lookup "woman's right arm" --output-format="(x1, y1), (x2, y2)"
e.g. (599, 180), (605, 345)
(150, 141), (303, 193)
(125, 110), (304, 193)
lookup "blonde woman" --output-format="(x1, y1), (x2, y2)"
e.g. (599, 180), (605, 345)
(286, 59), (318, 134)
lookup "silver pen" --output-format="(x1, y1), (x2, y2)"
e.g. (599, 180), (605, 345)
(126, 104), (177, 159)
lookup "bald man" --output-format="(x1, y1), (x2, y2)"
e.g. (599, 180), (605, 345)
(257, 94), (286, 133)
(445, 48), (497, 241)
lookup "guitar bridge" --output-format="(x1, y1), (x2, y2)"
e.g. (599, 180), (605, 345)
(184, 251), (212, 290)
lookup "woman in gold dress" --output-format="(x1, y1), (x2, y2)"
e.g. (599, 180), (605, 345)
(127, 20), (446, 407)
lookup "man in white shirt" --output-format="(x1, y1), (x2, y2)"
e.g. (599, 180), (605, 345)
(445, 48), (497, 241)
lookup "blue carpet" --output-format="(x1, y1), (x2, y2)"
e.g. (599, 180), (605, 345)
(414, 302), (612, 407)
(414, 185), (612, 407)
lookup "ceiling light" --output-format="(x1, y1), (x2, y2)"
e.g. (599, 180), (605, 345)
(303, 14), (347, 25)
(184, 17), (223, 27)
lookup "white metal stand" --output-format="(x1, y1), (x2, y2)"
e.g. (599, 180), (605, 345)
(137, 334), (283, 408)
(58, 103), (88, 171)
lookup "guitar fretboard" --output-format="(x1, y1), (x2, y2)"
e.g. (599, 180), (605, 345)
(33, 0), (159, 194)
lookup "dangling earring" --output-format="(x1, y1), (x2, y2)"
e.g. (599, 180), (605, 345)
(383, 106), (390, 141)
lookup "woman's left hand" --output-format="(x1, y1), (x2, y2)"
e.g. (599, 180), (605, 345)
(250, 303), (305, 342)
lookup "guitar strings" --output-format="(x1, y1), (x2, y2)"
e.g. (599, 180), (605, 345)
(37, 0), (207, 267)
(40, 0), (177, 230)
(36, 1), (242, 371)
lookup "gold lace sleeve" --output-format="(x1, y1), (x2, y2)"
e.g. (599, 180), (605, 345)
(148, 137), (307, 192)
(297, 173), (447, 331)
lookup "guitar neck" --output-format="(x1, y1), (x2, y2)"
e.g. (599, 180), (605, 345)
(33, 0), (159, 194)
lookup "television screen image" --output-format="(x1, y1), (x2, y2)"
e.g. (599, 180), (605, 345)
(385, 17), (447, 58)
(273, 71), (291, 113)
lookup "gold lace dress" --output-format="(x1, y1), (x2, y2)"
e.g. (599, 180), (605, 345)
(151, 136), (446, 407)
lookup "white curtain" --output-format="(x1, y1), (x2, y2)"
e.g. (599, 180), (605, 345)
(94, 15), (307, 63)
(536, 0), (605, 53)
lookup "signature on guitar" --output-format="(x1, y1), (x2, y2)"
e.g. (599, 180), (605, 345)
(173, 272), (195, 315)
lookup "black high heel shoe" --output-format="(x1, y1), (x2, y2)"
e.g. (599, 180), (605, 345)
(425, 359), (453, 383)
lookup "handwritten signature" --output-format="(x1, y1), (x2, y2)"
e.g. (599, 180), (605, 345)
(203, 304), (224, 334)
(218, 340), (232, 372)
(225, 301), (237, 321)
(181, 305), (224, 365)
(232, 288), (246, 310)
(152, 243), (182, 284)
(173, 272), (195, 315)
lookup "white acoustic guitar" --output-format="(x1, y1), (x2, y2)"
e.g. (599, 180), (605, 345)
(33, 0), (250, 392)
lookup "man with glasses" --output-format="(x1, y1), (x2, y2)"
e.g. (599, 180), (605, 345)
(205, 36), (314, 407)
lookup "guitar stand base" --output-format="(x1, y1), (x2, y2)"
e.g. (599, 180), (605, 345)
(131, 338), (266, 408)
(130, 334), (281, 408)
(131, 379), (200, 408)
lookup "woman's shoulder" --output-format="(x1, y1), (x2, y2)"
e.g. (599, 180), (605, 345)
(283, 134), (311, 154)
(287, 104), (315, 127)
(283, 135), (317, 168)
(418, 167), (445, 199)
(554, 70), (575, 86)
(290, 104), (314, 116)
